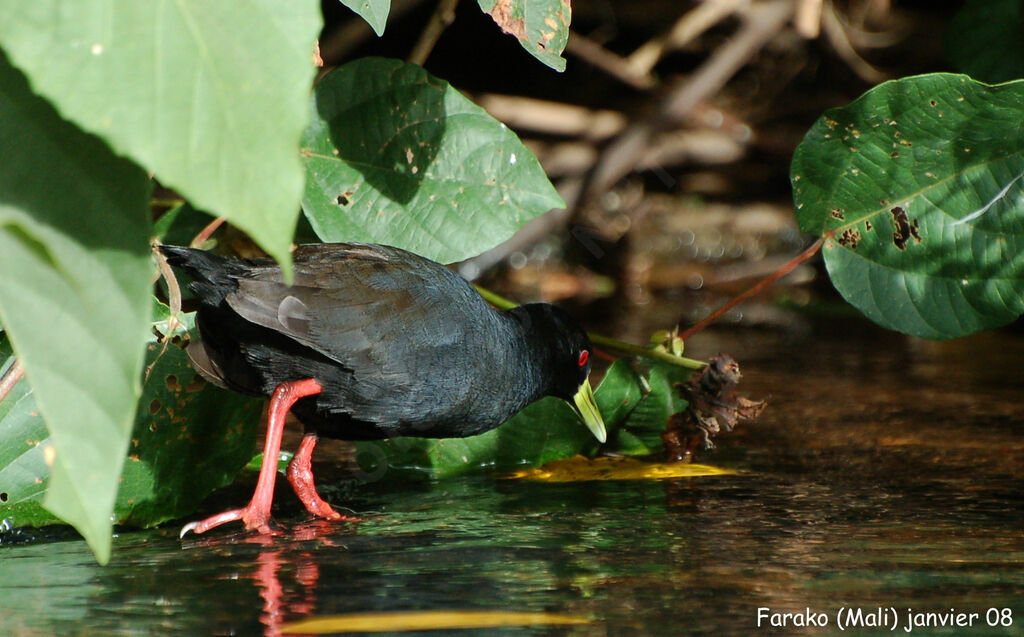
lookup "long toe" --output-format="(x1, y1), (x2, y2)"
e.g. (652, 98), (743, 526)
(179, 506), (274, 538)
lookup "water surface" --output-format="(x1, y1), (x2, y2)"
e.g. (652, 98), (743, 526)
(2, 319), (1022, 636)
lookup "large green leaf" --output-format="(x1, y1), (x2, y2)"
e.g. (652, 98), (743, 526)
(0, 55), (152, 563)
(301, 57), (564, 264)
(476, 0), (570, 72)
(946, 0), (1024, 84)
(0, 1), (322, 270)
(792, 73), (1024, 339)
(0, 307), (264, 530)
(340, 0), (390, 36)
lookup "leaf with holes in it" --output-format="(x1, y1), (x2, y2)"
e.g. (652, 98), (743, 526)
(301, 57), (564, 264)
(0, 1), (322, 272)
(0, 304), (265, 531)
(791, 73), (1024, 339)
(339, 0), (390, 36)
(477, 0), (570, 72)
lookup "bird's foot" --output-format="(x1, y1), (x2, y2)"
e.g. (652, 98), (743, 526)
(293, 488), (362, 523)
(287, 432), (362, 522)
(179, 506), (275, 538)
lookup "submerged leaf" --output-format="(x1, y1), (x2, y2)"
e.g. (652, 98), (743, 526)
(504, 455), (736, 482)
(281, 610), (590, 634)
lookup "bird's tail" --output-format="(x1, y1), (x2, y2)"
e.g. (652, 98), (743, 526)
(158, 245), (243, 304)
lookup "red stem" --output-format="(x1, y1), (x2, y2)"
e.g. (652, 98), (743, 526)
(678, 237), (825, 341)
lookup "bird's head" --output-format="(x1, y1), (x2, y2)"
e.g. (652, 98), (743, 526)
(511, 304), (607, 443)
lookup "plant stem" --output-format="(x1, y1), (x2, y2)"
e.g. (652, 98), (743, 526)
(589, 333), (706, 370)
(407, 0), (459, 66)
(473, 285), (707, 370)
(678, 236), (825, 341)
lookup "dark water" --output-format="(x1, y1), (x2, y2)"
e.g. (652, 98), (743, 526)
(2, 319), (1023, 636)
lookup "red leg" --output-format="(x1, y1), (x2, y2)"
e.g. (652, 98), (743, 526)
(180, 378), (323, 537)
(287, 433), (358, 521)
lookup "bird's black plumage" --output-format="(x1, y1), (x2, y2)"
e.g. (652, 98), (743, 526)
(160, 243), (599, 441)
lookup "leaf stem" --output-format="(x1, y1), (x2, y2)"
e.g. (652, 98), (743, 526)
(589, 333), (706, 370)
(677, 236), (825, 341)
(472, 285), (707, 370)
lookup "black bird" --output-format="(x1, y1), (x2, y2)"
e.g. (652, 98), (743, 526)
(159, 243), (606, 536)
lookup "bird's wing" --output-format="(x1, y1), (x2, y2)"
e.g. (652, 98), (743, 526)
(224, 243), (488, 381)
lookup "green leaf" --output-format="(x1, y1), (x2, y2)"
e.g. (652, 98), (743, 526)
(476, 0), (570, 72)
(791, 73), (1024, 339)
(0, 1), (323, 270)
(301, 57), (564, 264)
(946, 0), (1024, 84)
(0, 55), (153, 563)
(339, 0), (390, 36)
(0, 306), (265, 530)
(609, 362), (691, 456)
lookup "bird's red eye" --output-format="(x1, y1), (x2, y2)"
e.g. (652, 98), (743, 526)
(577, 350), (589, 367)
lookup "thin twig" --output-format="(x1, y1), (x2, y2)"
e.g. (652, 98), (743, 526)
(678, 237), (825, 341)
(476, 94), (626, 141)
(407, 0), (459, 66)
(566, 30), (655, 90)
(794, 0), (823, 38)
(578, 0), (794, 211)
(626, 0), (750, 78)
(0, 358), (25, 405)
(820, 2), (888, 83)
(589, 334), (706, 371)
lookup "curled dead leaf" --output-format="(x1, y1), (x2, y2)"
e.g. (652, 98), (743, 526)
(663, 353), (766, 463)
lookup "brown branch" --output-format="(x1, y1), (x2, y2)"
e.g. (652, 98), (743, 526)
(626, 0), (750, 78)
(566, 30), (655, 90)
(820, 2), (888, 83)
(475, 94), (626, 141)
(794, 0), (823, 38)
(407, 0), (459, 66)
(576, 0), (794, 212)
(678, 237), (825, 341)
